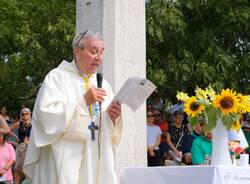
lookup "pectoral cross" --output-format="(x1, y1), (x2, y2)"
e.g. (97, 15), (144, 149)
(88, 121), (99, 141)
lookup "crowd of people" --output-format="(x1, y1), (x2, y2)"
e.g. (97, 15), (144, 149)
(0, 106), (32, 184)
(146, 104), (250, 167)
(1, 101), (250, 183)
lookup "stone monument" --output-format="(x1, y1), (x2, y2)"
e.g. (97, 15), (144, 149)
(76, 0), (147, 180)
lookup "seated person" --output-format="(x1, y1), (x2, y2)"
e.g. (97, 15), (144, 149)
(242, 114), (250, 156)
(153, 109), (169, 162)
(147, 109), (162, 166)
(191, 126), (212, 165)
(166, 111), (188, 160)
(181, 122), (203, 165)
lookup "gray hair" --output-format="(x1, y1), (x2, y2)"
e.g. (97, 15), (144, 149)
(72, 30), (103, 54)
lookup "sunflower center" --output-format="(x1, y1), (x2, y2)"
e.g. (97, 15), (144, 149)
(220, 97), (233, 109)
(190, 102), (199, 111)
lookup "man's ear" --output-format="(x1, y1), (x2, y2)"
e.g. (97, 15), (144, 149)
(75, 47), (82, 60)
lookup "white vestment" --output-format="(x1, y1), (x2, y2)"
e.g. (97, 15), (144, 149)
(23, 60), (123, 184)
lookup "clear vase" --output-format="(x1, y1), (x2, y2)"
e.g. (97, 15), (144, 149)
(211, 119), (232, 166)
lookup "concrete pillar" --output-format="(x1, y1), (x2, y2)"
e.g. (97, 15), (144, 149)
(76, 0), (146, 179)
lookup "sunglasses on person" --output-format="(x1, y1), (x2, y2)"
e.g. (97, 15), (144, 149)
(75, 30), (88, 47)
(22, 113), (29, 116)
(147, 114), (155, 118)
(154, 113), (161, 117)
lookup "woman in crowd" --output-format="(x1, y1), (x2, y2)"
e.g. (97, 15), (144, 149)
(7, 114), (20, 149)
(0, 133), (16, 184)
(0, 106), (11, 125)
(147, 109), (162, 166)
(14, 108), (32, 184)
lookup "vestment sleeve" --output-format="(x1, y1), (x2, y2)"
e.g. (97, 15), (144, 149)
(32, 70), (89, 147)
(103, 80), (123, 146)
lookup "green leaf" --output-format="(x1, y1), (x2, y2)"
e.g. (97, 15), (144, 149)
(204, 105), (219, 134)
(222, 113), (241, 130)
(188, 116), (198, 129)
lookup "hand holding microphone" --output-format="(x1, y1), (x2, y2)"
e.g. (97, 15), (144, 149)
(84, 73), (106, 106)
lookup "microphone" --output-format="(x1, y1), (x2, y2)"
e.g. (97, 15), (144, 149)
(97, 73), (103, 88)
(96, 73), (103, 155)
(97, 73), (103, 109)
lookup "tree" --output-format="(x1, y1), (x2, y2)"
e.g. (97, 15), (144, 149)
(146, 0), (250, 104)
(0, 0), (75, 112)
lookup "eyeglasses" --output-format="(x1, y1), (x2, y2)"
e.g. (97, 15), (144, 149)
(154, 114), (161, 117)
(22, 113), (29, 116)
(75, 30), (88, 48)
(147, 115), (155, 118)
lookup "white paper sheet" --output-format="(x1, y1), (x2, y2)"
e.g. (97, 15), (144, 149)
(112, 78), (156, 112)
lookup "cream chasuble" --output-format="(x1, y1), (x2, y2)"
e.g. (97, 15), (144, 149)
(23, 60), (123, 184)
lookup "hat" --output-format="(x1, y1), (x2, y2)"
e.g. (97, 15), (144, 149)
(21, 108), (31, 114)
(227, 130), (240, 141)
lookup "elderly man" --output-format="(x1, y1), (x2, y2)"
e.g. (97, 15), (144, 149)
(24, 30), (123, 184)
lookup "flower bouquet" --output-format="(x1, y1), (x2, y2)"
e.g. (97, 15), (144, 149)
(177, 86), (250, 165)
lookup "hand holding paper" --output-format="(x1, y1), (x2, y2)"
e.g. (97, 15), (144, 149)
(111, 78), (156, 112)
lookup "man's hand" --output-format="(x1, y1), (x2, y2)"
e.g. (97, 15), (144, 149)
(184, 153), (192, 164)
(84, 87), (107, 106)
(107, 101), (121, 123)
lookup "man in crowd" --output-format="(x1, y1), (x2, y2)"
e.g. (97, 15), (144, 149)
(23, 30), (123, 184)
(191, 125), (212, 165)
(181, 121), (203, 165)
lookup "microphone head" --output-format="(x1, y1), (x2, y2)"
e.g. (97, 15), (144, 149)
(97, 73), (103, 88)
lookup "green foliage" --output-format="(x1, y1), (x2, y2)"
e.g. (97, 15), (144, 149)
(146, 0), (250, 103)
(188, 116), (198, 129)
(204, 105), (219, 134)
(0, 0), (75, 112)
(222, 113), (241, 130)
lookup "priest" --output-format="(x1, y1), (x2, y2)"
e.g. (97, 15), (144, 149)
(23, 30), (123, 184)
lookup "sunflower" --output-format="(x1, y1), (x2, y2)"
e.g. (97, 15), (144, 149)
(230, 120), (241, 131)
(184, 96), (205, 117)
(237, 94), (250, 113)
(214, 89), (239, 115)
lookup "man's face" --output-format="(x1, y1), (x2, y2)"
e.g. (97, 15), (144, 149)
(153, 110), (161, 122)
(75, 38), (104, 74)
(194, 122), (203, 134)
(174, 114), (183, 125)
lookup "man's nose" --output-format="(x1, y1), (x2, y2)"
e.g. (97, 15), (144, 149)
(95, 52), (103, 61)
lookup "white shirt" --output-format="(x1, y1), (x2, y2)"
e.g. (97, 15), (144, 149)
(147, 125), (162, 150)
